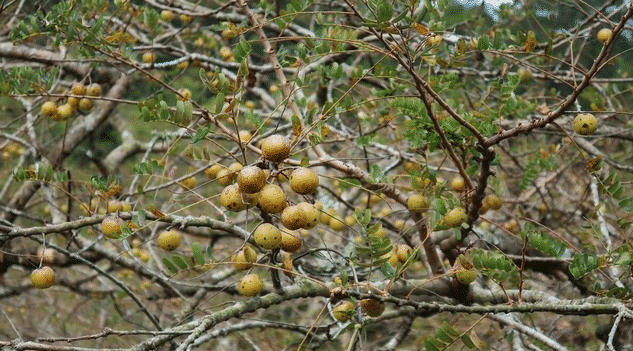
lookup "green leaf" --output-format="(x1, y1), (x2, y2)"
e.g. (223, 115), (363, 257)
(191, 242), (205, 265)
(162, 257), (178, 274)
(171, 254), (189, 269)
(354, 208), (372, 227)
(569, 251), (600, 279)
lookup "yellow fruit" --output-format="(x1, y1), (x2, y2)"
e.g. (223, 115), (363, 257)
(360, 298), (385, 317)
(179, 14), (193, 23)
(40, 101), (58, 118)
(269, 85), (280, 94)
(237, 273), (263, 296)
(219, 46), (233, 60)
(281, 252), (294, 276)
(160, 10), (174, 21)
(395, 244), (412, 264)
(573, 113), (598, 135)
(204, 164), (224, 179)
(78, 98), (94, 112)
(101, 215), (125, 239)
(157, 230), (182, 251)
(220, 183), (247, 212)
(407, 193), (429, 212)
(253, 223), (282, 250)
(142, 52), (156, 64)
(484, 194), (503, 210)
(280, 205), (307, 230)
(261, 134), (291, 163)
(280, 230), (302, 252)
(257, 183), (287, 214)
(31, 266), (56, 289)
(222, 27), (237, 40)
(86, 83), (102, 97)
(232, 246), (257, 270)
(297, 202), (319, 229)
(332, 300), (355, 322)
(216, 168), (234, 186)
(56, 103), (75, 120)
(384, 248), (399, 267)
(176, 61), (189, 70)
(597, 28), (612, 44)
(450, 176), (465, 192)
(504, 219), (521, 234)
(237, 165), (267, 194)
(329, 216), (345, 231)
(455, 268), (478, 285)
(394, 219), (406, 230)
(244, 100), (256, 109)
(70, 82), (86, 95)
(179, 176), (197, 190)
(37, 248), (56, 265)
(238, 130), (253, 144)
(289, 167), (319, 194)
(67, 96), (79, 108)
(442, 207), (467, 228)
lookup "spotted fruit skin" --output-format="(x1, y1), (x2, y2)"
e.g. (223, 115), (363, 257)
(253, 223), (282, 250)
(280, 231), (302, 253)
(238, 273), (263, 296)
(257, 184), (287, 214)
(237, 165), (266, 194)
(31, 266), (56, 289)
(332, 300), (355, 322)
(573, 113), (597, 135)
(157, 230), (182, 251)
(101, 215), (125, 239)
(360, 298), (385, 317)
(289, 167), (319, 194)
(261, 134), (291, 163)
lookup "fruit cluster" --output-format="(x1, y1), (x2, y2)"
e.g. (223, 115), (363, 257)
(40, 82), (102, 121)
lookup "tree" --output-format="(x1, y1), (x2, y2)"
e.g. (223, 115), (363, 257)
(1, 0), (632, 349)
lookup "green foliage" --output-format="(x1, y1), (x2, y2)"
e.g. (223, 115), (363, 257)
(520, 155), (557, 191)
(471, 248), (517, 279)
(569, 251), (600, 279)
(424, 322), (476, 351)
(521, 224), (567, 258)
(13, 165), (68, 183)
(133, 160), (165, 175)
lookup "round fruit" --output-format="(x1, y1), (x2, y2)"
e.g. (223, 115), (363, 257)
(280, 205), (307, 230)
(597, 28), (612, 44)
(442, 207), (467, 228)
(31, 266), (56, 289)
(289, 167), (319, 194)
(179, 176), (197, 190)
(157, 230), (182, 251)
(450, 176), (465, 192)
(101, 215), (125, 239)
(237, 165), (267, 194)
(384, 248), (399, 267)
(261, 134), (291, 163)
(142, 51), (156, 64)
(56, 103), (75, 120)
(78, 98), (94, 112)
(40, 101), (58, 118)
(297, 202), (319, 229)
(232, 246), (257, 270)
(395, 244), (412, 264)
(332, 300), (355, 322)
(455, 269), (478, 285)
(407, 193), (429, 212)
(37, 248), (56, 265)
(504, 219), (522, 234)
(238, 130), (253, 144)
(216, 168), (234, 186)
(86, 83), (102, 97)
(484, 194), (503, 210)
(179, 14), (193, 23)
(220, 184), (247, 212)
(204, 164), (224, 179)
(280, 230), (302, 252)
(257, 183), (287, 213)
(237, 273), (263, 297)
(329, 216), (345, 231)
(219, 46), (233, 61)
(177, 88), (192, 101)
(253, 223), (282, 250)
(573, 113), (598, 135)
(70, 82), (86, 95)
(160, 9), (174, 21)
(67, 96), (79, 108)
(360, 298), (385, 317)
(518, 67), (532, 82)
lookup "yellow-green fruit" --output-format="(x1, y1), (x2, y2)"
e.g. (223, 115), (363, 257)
(179, 176), (197, 189)
(450, 176), (465, 192)
(71, 82), (86, 95)
(280, 205), (307, 230)
(179, 14), (193, 23)
(157, 230), (182, 251)
(329, 216), (346, 231)
(232, 246), (257, 270)
(204, 164), (224, 179)
(160, 10), (174, 21)
(237, 165), (267, 194)
(142, 52), (156, 64)
(407, 193), (429, 212)
(238, 130), (252, 144)
(219, 46), (233, 60)
(332, 300), (355, 322)
(220, 184), (247, 212)
(78, 98), (94, 112)
(455, 269), (478, 285)
(86, 83), (102, 97)
(40, 101), (58, 118)
(253, 223), (282, 250)
(257, 183), (287, 214)
(573, 113), (598, 135)
(484, 194), (503, 210)
(395, 244), (412, 264)
(177, 88), (192, 101)
(289, 167), (319, 194)
(237, 273), (263, 297)
(597, 28), (612, 44)
(280, 231), (302, 252)
(504, 219), (521, 234)
(360, 298), (385, 317)
(261, 134), (291, 163)
(101, 215), (125, 239)
(57, 103), (75, 120)
(216, 168), (234, 186)
(67, 96), (80, 108)
(297, 202), (319, 229)
(31, 266), (56, 289)
(384, 248), (399, 267)
(442, 207), (467, 228)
